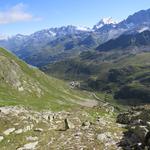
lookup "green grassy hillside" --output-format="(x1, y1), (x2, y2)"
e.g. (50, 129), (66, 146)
(0, 48), (96, 111)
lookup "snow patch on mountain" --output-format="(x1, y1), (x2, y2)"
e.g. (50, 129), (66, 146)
(93, 17), (118, 30)
(76, 26), (91, 31)
(48, 30), (56, 36)
(138, 27), (150, 33)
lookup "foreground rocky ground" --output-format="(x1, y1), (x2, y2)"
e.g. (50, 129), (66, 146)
(117, 105), (150, 150)
(0, 105), (125, 150)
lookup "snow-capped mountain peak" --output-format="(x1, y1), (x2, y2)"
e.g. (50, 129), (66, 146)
(101, 17), (117, 24)
(76, 26), (91, 31)
(93, 17), (117, 30)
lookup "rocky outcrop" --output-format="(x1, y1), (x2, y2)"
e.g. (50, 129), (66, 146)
(117, 106), (150, 149)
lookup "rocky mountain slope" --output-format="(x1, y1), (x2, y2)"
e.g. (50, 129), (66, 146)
(0, 47), (98, 111)
(96, 30), (150, 52)
(94, 8), (150, 41)
(0, 26), (99, 66)
(0, 48), (128, 150)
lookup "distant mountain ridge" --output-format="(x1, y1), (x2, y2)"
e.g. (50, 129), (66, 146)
(96, 30), (150, 52)
(1, 8), (150, 66)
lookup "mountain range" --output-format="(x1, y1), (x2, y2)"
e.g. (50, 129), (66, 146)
(1, 8), (150, 106)
(1, 8), (150, 66)
(1, 4), (150, 150)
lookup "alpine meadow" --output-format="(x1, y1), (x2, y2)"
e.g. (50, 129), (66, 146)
(0, 1), (150, 149)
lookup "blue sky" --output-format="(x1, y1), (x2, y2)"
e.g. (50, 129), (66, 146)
(0, 0), (150, 35)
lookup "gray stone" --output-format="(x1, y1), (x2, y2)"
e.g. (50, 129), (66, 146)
(26, 136), (38, 141)
(34, 128), (43, 132)
(64, 118), (75, 130)
(97, 132), (112, 142)
(146, 122), (150, 130)
(131, 119), (144, 125)
(23, 124), (34, 132)
(133, 126), (149, 141)
(3, 128), (15, 135)
(15, 129), (23, 134)
(17, 141), (38, 150)
(0, 136), (4, 142)
(82, 121), (91, 127)
(117, 113), (131, 124)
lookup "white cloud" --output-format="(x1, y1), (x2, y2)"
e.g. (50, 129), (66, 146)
(0, 3), (40, 24)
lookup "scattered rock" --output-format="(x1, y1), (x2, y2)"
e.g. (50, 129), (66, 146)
(17, 141), (38, 150)
(134, 126), (149, 141)
(42, 113), (54, 121)
(18, 86), (24, 91)
(48, 115), (54, 122)
(118, 106), (150, 149)
(64, 118), (75, 130)
(97, 132), (112, 142)
(74, 132), (82, 137)
(34, 128), (43, 132)
(0, 136), (4, 142)
(0, 106), (123, 149)
(69, 81), (80, 88)
(117, 113), (131, 124)
(26, 136), (38, 141)
(82, 120), (91, 129)
(23, 124), (34, 132)
(3, 128), (15, 135)
(15, 129), (23, 134)
(96, 117), (107, 126)
(132, 119), (144, 125)
(82, 120), (91, 126)
(146, 122), (150, 130)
